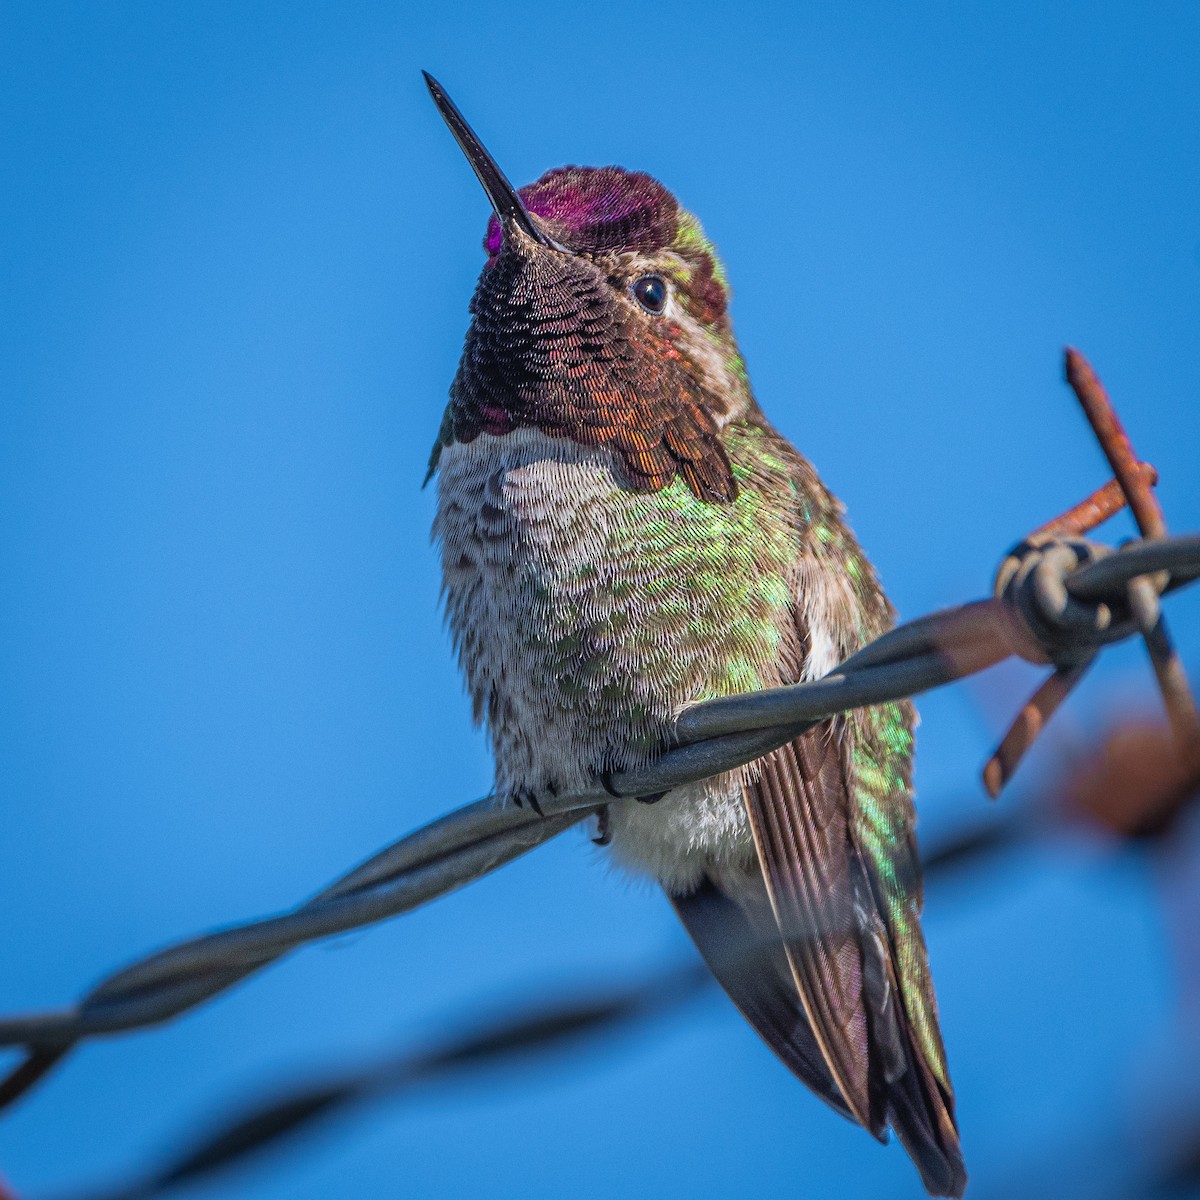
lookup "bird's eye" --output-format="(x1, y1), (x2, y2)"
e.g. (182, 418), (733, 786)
(631, 274), (668, 314)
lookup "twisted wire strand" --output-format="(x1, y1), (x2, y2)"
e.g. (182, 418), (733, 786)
(57, 965), (714, 1200)
(45, 754), (1200, 1200)
(1, 530), (1196, 1112)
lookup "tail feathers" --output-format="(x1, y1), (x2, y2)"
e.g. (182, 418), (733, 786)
(886, 1045), (967, 1198)
(669, 876), (855, 1125)
(857, 865), (966, 1198)
(675, 869), (966, 1198)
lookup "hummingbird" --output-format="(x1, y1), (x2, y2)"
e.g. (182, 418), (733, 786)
(423, 73), (966, 1197)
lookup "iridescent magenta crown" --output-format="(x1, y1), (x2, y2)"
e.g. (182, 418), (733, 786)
(485, 166), (679, 256)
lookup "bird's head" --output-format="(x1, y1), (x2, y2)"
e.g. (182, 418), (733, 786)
(425, 73), (751, 502)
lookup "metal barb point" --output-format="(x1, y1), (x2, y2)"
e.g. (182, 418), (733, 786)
(1066, 348), (1200, 766)
(982, 350), (1200, 795)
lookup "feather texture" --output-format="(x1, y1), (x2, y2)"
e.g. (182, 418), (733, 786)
(441, 244), (738, 502)
(737, 711), (966, 1195)
(431, 160), (966, 1194)
(742, 724), (876, 1130)
(670, 872), (854, 1122)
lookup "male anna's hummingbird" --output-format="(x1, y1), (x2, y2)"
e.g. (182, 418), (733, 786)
(424, 73), (966, 1197)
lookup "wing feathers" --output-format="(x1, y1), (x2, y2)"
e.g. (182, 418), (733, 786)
(669, 875), (854, 1123)
(743, 726), (876, 1131)
(737, 723), (966, 1196)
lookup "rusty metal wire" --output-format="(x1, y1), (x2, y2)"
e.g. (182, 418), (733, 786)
(1, 348), (1197, 1124)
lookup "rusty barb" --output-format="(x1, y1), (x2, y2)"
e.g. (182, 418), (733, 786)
(985, 348), (1200, 794)
(0, 348), (1197, 1120)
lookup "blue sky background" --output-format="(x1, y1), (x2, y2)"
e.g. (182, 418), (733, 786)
(2, 3), (1199, 1196)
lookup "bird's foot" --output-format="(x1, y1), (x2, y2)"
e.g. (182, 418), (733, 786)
(600, 769), (665, 806)
(592, 805), (612, 846)
(511, 786), (545, 817)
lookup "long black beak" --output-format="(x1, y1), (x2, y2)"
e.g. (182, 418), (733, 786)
(423, 71), (555, 248)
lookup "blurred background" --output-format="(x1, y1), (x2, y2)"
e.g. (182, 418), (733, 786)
(1, 2), (1198, 1196)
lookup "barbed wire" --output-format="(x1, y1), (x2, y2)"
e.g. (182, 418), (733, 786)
(55, 965), (713, 1200)
(1, 347), (1198, 1135)
(32, 711), (1200, 1200)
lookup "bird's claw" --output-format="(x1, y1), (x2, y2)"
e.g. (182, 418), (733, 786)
(512, 787), (545, 817)
(601, 769), (664, 805)
(592, 805), (612, 846)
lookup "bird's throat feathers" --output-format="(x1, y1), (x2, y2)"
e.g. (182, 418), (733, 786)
(431, 166), (752, 503)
